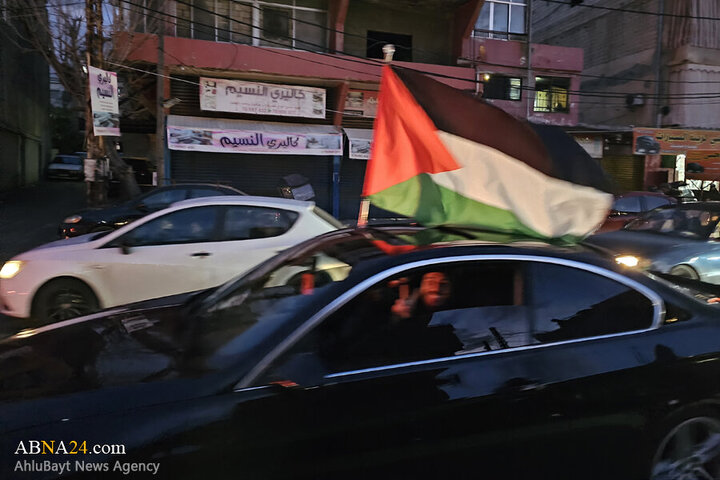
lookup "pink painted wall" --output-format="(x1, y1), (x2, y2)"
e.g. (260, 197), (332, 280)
(122, 33), (475, 90)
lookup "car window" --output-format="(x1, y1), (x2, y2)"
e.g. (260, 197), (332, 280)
(261, 262), (529, 378)
(259, 259), (657, 383)
(643, 195), (672, 211)
(612, 196), (642, 214)
(120, 206), (219, 246)
(139, 189), (187, 209)
(528, 262), (654, 342)
(221, 206), (298, 241)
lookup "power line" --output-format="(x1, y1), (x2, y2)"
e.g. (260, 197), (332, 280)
(116, 0), (720, 103)
(542, 0), (720, 21)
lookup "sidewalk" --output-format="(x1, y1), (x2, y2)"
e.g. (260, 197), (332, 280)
(0, 181), (87, 263)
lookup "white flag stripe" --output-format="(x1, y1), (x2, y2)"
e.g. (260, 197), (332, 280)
(433, 131), (613, 237)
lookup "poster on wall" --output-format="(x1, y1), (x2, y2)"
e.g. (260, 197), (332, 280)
(167, 125), (342, 156)
(199, 77), (326, 119)
(89, 66), (120, 136)
(344, 89), (379, 118)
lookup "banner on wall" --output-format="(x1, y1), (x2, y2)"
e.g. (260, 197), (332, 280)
(167, 115), (342, 156)
(344, 128), (373, 159)
(89, 66), (120, 136)
(633, 127), (720, 155)
(199, 77), (326, 119)
(344, 89), (379, 118)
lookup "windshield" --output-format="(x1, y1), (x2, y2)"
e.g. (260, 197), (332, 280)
(626, 207), (720, 240)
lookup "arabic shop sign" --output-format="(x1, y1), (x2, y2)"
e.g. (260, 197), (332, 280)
(633, 128), (720, 155)
(199, 77), (326, 119)
(344, 89), (379, 118)
(89, 66), (120, 136)
(167, 126), (342, 155)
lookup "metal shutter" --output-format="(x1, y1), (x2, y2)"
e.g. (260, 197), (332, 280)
(601, 155), (644, 192)
(171, 150), (334, 212)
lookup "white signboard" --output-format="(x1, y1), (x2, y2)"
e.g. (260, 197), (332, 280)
(344, 128), (373, 160)
(167, 126), (342, 156)
(200, 77), (326, 119)
(89, 66), (120, 136)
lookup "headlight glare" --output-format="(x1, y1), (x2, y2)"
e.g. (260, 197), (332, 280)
(615, 255), (650, 269)
(63, 214), (82, 223)
(0, 261), (24, 279)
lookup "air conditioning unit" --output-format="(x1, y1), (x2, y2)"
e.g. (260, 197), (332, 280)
(625, 94), (645, 107)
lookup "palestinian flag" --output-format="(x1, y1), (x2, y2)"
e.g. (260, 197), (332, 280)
(362, 65), (615, 242)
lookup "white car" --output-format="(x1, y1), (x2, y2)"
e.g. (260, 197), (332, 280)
(0, 196), (342, 324)
(46, 154), (84, 180)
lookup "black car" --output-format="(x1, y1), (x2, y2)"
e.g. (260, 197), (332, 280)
(635, 135), (661, 155)
(2, 227), (720, 479)
(58, 183), (246, 237)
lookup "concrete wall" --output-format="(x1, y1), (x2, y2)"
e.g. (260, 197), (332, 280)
(343, 0), (455, 65)
(532, 0), (660, 127)
(0, 16), (50, 191)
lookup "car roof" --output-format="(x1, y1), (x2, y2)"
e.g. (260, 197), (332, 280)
(143, 183), (247, 195)
(669, 201), (720, 210)
(171, 194), (317, 211)
(617, 191), (673, 198)
(298, 226), (620, 271)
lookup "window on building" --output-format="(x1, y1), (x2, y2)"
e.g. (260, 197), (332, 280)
(473, 0), (526, 40)
(367, 31), (412, 62)
(483, 75), (522, 101)
(533, 77), (570, 113)
(171, 0), (328, 52)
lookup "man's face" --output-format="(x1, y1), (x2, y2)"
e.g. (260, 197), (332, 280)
(420, 272), (450, 308)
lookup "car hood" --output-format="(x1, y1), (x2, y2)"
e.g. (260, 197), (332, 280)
(586, 230), (699, 257)
(66, 203), (135, 223)
(0, 290), (225, 430)
(28, 231), (104, 251)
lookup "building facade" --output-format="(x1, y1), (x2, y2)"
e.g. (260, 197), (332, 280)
(120, 0), (583, 219)
(0, 1), (51, 191)
(532, 0), (720, 191)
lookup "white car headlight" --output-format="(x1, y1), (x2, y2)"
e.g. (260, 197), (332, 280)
(615, 255), (650, 269)
(0, 261), (24, 279)
(63, 214), (82, 223)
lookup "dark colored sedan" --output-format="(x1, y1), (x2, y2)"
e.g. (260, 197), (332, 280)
(58, 183), (246, 237)
(3, 227), (720, 479)
(597, 191), (676, 233)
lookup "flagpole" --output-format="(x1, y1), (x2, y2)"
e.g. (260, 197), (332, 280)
(358, 44), (395, 227)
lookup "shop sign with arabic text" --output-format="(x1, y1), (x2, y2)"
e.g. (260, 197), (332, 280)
(200, 77), (326, 119)
(633, 128), (720, 154)
(167, 126), (342, 155)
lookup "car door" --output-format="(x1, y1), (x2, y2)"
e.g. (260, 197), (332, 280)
(200, 259), (551, 478)
(92, 205), (221, 306)
(203, 205), (307, 286)
(487, 259), (663, 477)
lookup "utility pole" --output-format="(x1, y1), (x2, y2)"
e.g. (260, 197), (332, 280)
(84, 0), (107, 205)
(155, 19), (166, 186)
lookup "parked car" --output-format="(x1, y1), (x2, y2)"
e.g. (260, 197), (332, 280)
(596, 191), (676, 233)
(588, 201), (720, 283)
(59, 183), (247, 238)
(45, 154), (84, 181)
(2, 226), (720, 479)
(635, 135), (661, 154)
(1, 196), (342, 324)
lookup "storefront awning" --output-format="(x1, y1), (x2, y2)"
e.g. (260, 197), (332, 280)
(343, 128), (373, 160)
(167, 115), (343, 156)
